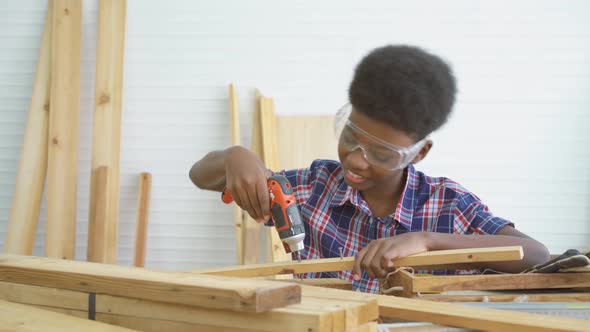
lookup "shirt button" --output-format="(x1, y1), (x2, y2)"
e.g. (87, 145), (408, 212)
(368, 217), (373, 224)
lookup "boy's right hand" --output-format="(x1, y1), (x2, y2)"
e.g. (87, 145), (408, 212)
(224, 146), (272, 222)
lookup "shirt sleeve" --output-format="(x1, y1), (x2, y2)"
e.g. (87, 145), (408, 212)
(453, 193), (515, 235)
(271, 160), (323, 205)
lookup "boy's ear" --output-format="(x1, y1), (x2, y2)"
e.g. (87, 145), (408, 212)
(411, 140), (433, 164)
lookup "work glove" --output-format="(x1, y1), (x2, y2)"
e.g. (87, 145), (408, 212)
(523, 249), (590, 273)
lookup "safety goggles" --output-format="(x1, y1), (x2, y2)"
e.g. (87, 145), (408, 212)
(334, 103), (427, 170)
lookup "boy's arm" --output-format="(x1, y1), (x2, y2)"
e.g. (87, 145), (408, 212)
(189, 146), (272, 221)
(353, 228), (550, 279)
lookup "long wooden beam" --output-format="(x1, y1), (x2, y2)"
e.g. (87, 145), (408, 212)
(0, 281), (374, 332)
(0, 299), (136, 332)
(195, 246), (524, 277)
(133, 172), (151, 267)
(228, 84), (244, 265)
(300, 286), (590, 332)
(4, 1), (52, 256)
(87, 166), (109, 263)
(46, 0), (82, 260)
(88, 0), (127, 264)
(377, 293), (590, 332)
(0, 254), (299, 312)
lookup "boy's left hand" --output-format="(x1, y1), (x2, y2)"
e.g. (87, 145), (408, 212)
(352, 232), (432, 280)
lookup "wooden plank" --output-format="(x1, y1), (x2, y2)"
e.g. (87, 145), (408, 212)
(229, 83), (244, 265)
(242, 94), (263, 265)
(301, 286), (379, 323)
(0, 282), (332, 332)
(88, 166), (109, 263)
(408, 272), (590, 293)
(286, 278), (353, 290)
(415, 290), (590, 303)
(45, 0), (82, 260)
(133, 172), (151, 267)
(4, 1), (53, 256)
(0, 299), (136, 332)
(88, 0), (127, 264)
(0, 254), (300, 313)
(276, 116), (339, 170)
(377, 293), (590, 332)
(195, 246), (524, 277)
(259, 96), (291, 264)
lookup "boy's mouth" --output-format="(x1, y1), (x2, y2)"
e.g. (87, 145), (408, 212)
(345, 169), (367, 184)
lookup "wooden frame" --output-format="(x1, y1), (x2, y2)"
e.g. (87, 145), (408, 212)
(195, 246), (524, 277)
(383, 269), (590, 298)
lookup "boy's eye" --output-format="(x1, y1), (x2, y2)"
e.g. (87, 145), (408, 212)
(369, 149), (396, 162)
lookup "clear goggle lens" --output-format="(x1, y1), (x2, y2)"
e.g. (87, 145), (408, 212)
(334, 104), (426, 170)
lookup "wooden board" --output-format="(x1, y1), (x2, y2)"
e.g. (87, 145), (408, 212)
(377, 293), (590, 332)
(133, 172), (151, 267)
(242, 94), (263, 265)
(0, 281), (340, 332)
(195, 246), (524, 277)
(45, 0), (82, 260)
(416, 290), (590, 303)
(391, 271), (590, 294)
(276, 115), (339, 170)
(88, 166), (109, 263)
(0, 254), (300, 313)
(4, 1), (53, 256)
(0, 299), (136, 332)
(88, 0), (127, 264)
(259, 95), (291, 263)
(228, 84), (244, 265)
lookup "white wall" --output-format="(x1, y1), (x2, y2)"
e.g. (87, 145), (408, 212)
(1, 0), (588, 270)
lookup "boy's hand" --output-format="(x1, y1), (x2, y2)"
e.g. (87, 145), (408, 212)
(224, 146), (272, 222)
(352, 232), (432, 280)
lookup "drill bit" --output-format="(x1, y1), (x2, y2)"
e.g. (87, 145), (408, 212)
(292, 251), (301, 262)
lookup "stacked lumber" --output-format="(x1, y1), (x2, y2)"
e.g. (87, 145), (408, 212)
(0, 254), (378, 332)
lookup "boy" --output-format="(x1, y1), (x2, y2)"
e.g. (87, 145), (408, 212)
(190, 45), (550, 293)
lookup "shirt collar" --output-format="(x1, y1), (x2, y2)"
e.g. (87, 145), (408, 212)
(394, 164), (419, 230)
(329, 164), (419, 230)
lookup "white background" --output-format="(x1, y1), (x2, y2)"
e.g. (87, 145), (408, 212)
(0, 0), (589, 270)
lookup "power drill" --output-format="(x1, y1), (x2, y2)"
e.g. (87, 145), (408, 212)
(221, 175), (306, 261)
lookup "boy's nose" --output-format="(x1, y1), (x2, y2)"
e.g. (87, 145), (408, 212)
(346, 147), (370, 170)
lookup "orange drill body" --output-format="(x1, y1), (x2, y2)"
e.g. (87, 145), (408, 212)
(222, 175), (306, 260)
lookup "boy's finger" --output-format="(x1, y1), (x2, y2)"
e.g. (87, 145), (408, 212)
(353, 247), (368, 280)
(257, 181), (271, 220)
(245, 189), (262, 221)
(360, 243), (382, 279)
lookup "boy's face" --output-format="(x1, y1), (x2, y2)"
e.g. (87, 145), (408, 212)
(338, 110), (431, 192)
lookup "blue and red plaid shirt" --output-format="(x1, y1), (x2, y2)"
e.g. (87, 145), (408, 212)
(276, 159), (513, 293)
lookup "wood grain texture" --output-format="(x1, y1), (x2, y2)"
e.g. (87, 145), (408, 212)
(133, 172), (151, 267)
(4, 1), (53, 256)
(0, 299), (137, 332)
(276, 115), (339, 170)
(0, 254), (300, 313)
(88, 0), (127, 264)
(229, 84), (244, 265)
(45, 0), (82, 260)
(416, 290), (590, 303)
(195, 246), (524, 277)
(87, 166), (109, 263)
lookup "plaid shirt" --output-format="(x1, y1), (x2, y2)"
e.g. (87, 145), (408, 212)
(277, 160), (513, 293)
